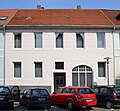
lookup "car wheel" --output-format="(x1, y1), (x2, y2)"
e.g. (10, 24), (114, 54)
(47, 105), (51, 109)
(9, 103), (14, 110)
(27, 103), (31, 110)
(105, 101), (113, 109)
(86, 106), (92, 109)
(67, 101), (74, 110)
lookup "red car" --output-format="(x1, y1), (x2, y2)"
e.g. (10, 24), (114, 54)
(50, 86), (97, 110)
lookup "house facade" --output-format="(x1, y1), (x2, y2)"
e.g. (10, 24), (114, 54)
(4, 7), (115, 93)
(102, 10), (120, 86)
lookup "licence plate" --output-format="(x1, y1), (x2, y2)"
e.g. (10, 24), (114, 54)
(86, 99), (93, 102)
(38, 98), (46, 101)
(0, 97), (4, 100)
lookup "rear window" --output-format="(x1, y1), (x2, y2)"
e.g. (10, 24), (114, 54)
(113, 88), (120, 94)
(32, 89), (49, 96)
(0, 87), (11, 93)
(78, 88), (94, 94)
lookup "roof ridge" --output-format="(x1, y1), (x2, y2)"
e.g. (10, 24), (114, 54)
(100, 9), (115, 26)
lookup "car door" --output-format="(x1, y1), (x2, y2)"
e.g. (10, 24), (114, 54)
(11, 86), (20, 102)
(51, 88), (63, 104)
(96, 87), (108, 105)
(22, 89), (30, 105)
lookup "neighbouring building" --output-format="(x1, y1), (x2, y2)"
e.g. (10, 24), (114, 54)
(0, 9), (17, 85)
(4, 6), (116, 93)
(102, 10), (120, 86)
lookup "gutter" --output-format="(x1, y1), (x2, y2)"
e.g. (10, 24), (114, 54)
(2, 9), (18, 86)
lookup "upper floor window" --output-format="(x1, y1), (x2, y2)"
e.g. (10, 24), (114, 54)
(35, 33), (42, 48)
(76, 33), (84, 48)
(35, 62), (42, 77)
(14, 33), (21, 48)
(98, 62), (106, 77)
(97, 32), (105, 48)
(14, 62), (21, 78)
(56, 33), (63, 48)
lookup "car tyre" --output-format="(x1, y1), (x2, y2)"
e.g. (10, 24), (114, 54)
(9, 103), (14, 110)
(47, 105), (51, 109)
(27, 103), (31, 110)
(105, 101), (113, 109)
(86, 106), (92, 109)
(67, 101), (74, 110)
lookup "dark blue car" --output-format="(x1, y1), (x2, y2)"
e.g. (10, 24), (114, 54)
(20, 88), (51, 110)
(0, 86), (20, 110)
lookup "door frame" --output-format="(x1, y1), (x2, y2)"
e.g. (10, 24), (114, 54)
(54, 72), (66, 91)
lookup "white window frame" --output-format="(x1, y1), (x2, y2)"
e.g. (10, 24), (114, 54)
(97, 32), (105, 49)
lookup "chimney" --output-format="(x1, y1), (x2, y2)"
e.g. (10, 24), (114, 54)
(77, 5), (81, 10)
(37, 5), (44, 10)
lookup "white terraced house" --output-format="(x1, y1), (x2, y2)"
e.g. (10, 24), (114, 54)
(2, 6), (120, 93)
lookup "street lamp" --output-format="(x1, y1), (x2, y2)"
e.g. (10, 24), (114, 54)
(104, 57), (112, 86)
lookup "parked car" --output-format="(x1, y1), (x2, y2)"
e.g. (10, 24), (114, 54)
(20, 88), (51, 110)
(93, 86), (120, 109)
(0, 86), (20, 110)
(50, 86), (97, 110)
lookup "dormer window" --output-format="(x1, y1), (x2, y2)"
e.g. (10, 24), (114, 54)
(0, 16), (8, 20)
(116, 13), (120, 20)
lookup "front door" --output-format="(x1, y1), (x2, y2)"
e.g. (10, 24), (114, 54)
(54, 73), (66, 91)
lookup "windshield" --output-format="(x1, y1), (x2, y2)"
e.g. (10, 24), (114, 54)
(0, 87), (11, 93)
(78, 88), (94, 94)
(32, 89), (49, 96)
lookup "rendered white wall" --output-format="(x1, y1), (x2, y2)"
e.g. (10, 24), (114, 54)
(5, 29), (114, 92)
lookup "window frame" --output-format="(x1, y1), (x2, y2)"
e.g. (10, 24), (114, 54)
(76, 32), (84, 48)
(14, 33), (22, 48)
(34, 32), (42, 48)
(97, 32), (105, 49)
(34, 62), (43, 78)
(13, 62), (21, 78)
(98, 62), (106, 78)
(55, 62), (64, 70)
(55, 32), (63, 48)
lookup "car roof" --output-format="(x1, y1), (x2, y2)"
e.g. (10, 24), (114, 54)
(60, 86), (90, 89)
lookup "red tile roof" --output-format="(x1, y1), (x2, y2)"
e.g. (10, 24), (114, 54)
(102, 10), (120, 26)
(7, 9), (113, 26)
(0, 9), (17, 26)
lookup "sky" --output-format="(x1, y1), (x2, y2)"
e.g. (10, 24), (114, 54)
(0, 0), (120, 10)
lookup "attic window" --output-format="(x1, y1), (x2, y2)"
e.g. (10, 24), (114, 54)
(0, 16), (8, 20)
(116, 13), (120, 20)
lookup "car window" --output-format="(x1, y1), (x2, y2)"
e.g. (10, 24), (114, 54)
(55, 88), (63, 94)
(62, 88), (69, 93)
(92, 88), (99, 93)
(78, 88), (94, 94)
(0, 87), (10, 93)
(99, 88), (107, 94)
(114, 88), (120, 94)
(69, 89), (76, 94)
(32, 89), (49, 96)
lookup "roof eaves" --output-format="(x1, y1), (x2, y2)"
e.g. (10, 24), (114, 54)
(6, 24), (113, 29)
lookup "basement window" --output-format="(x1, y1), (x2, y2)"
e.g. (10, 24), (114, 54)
(0, 16), (8, 20)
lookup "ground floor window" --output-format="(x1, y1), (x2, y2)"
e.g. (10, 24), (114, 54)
(72, 65), (93, 87)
